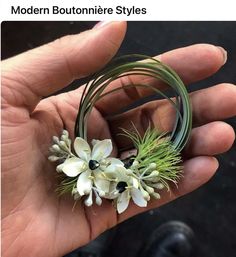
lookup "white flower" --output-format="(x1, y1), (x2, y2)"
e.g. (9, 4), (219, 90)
(106, 165), (147, 214)
(57, 137), (124, 205)
(49, 130), (170, 213)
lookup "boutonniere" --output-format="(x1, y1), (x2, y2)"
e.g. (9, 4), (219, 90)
(49, 55), (192, 213)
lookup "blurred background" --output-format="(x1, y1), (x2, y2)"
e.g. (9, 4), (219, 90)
(2, 21), (236, 257)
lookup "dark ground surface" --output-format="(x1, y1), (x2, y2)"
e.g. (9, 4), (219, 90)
(1, 21), (236, 257)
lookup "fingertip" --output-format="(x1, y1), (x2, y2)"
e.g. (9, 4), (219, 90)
(216, 46), (227, 65)
(93, 20), (127, 31)
(207, 121), (236, 154)
(78, 21), (127, 76)
(194, 43), (227, 71)
(52, 21), (127, 78)
(216, 121), (235, 152)
(99, 21), (127, 49)
(92, 21), (127, 43)
(161, 43), (227, 83)
(211, 156), (219, 171)
(178, 156), (219, 195)
(191, 156), (219, 178)
(215, 83), (236, 117)
(185, 121), (235, 157)
(190, 43), (227, 75)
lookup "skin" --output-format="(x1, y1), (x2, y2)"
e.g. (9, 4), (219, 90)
(1, 21), (236, 257)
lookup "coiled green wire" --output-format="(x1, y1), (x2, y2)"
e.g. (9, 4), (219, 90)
(74, 55), (192, 151)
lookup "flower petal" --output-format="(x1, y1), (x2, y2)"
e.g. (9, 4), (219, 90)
(100, 158), (124, 178)
(91, 139), (100, 146)
(91, 139), (112, 161)
(95, 195), (102, 206)
(74, 137), (91, 161)
(117, 190), (130, 214)
(77, 170), (92, 196)
(104, 182), (118, 199)
(93, 172), (110, 193)
(132, 178), (140, 189)
(131, 188), (147, 207)
(116, 165), (131, 181)
(104, 165), (129, 183)
(106, 157), (124, 166)
(84, 191), (93, 206)
(61, 157), (85, 177)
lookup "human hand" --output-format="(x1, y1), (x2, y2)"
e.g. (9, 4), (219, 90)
(2, 21), (236, 257)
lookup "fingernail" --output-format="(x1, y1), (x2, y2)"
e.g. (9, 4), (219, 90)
(93, 21), (111, 29)
(211, 157), (219, 170)
(217, 46), (227, 65)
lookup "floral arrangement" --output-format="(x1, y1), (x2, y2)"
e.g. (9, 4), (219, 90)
(48, 55), (192, 213)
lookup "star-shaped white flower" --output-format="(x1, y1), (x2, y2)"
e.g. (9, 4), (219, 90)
(105, 165), (147, 214)
(57, 137), (123, 204)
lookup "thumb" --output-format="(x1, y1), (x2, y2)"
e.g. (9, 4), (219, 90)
(1, 21), (127, 111)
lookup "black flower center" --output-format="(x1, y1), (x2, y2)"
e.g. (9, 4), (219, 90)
(116, 181), (128, 193)
(88, 160), (100, 170)
(123, 156), (135, 168)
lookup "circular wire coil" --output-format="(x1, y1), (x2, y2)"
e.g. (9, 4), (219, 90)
(74, 55), (192, 151)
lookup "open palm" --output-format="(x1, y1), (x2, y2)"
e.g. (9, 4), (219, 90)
(2, 21), (236, 257)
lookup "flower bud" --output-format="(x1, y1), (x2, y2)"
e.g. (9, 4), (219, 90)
(59, 140), (67, 147)
(149, 163), (157, 170)
(132, 160), (139, 167)
(61, 135), (67, 142)
(150, 170), (159, 177)
(59, 141), (69, 151)
(66, 138), (71, 147)
(141, 188), (150, 201)
(52, 144), (61, 152)
(52, 136), (59, 144)
(48, 155), (60, 162)
(62, 130), (69, 137)
(84, 193), (93, 206)
(145, 185), (154, 194)
(152, 192), (161, 199)
(96, 196), (102, 206)
(154, 183), (165, 190)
